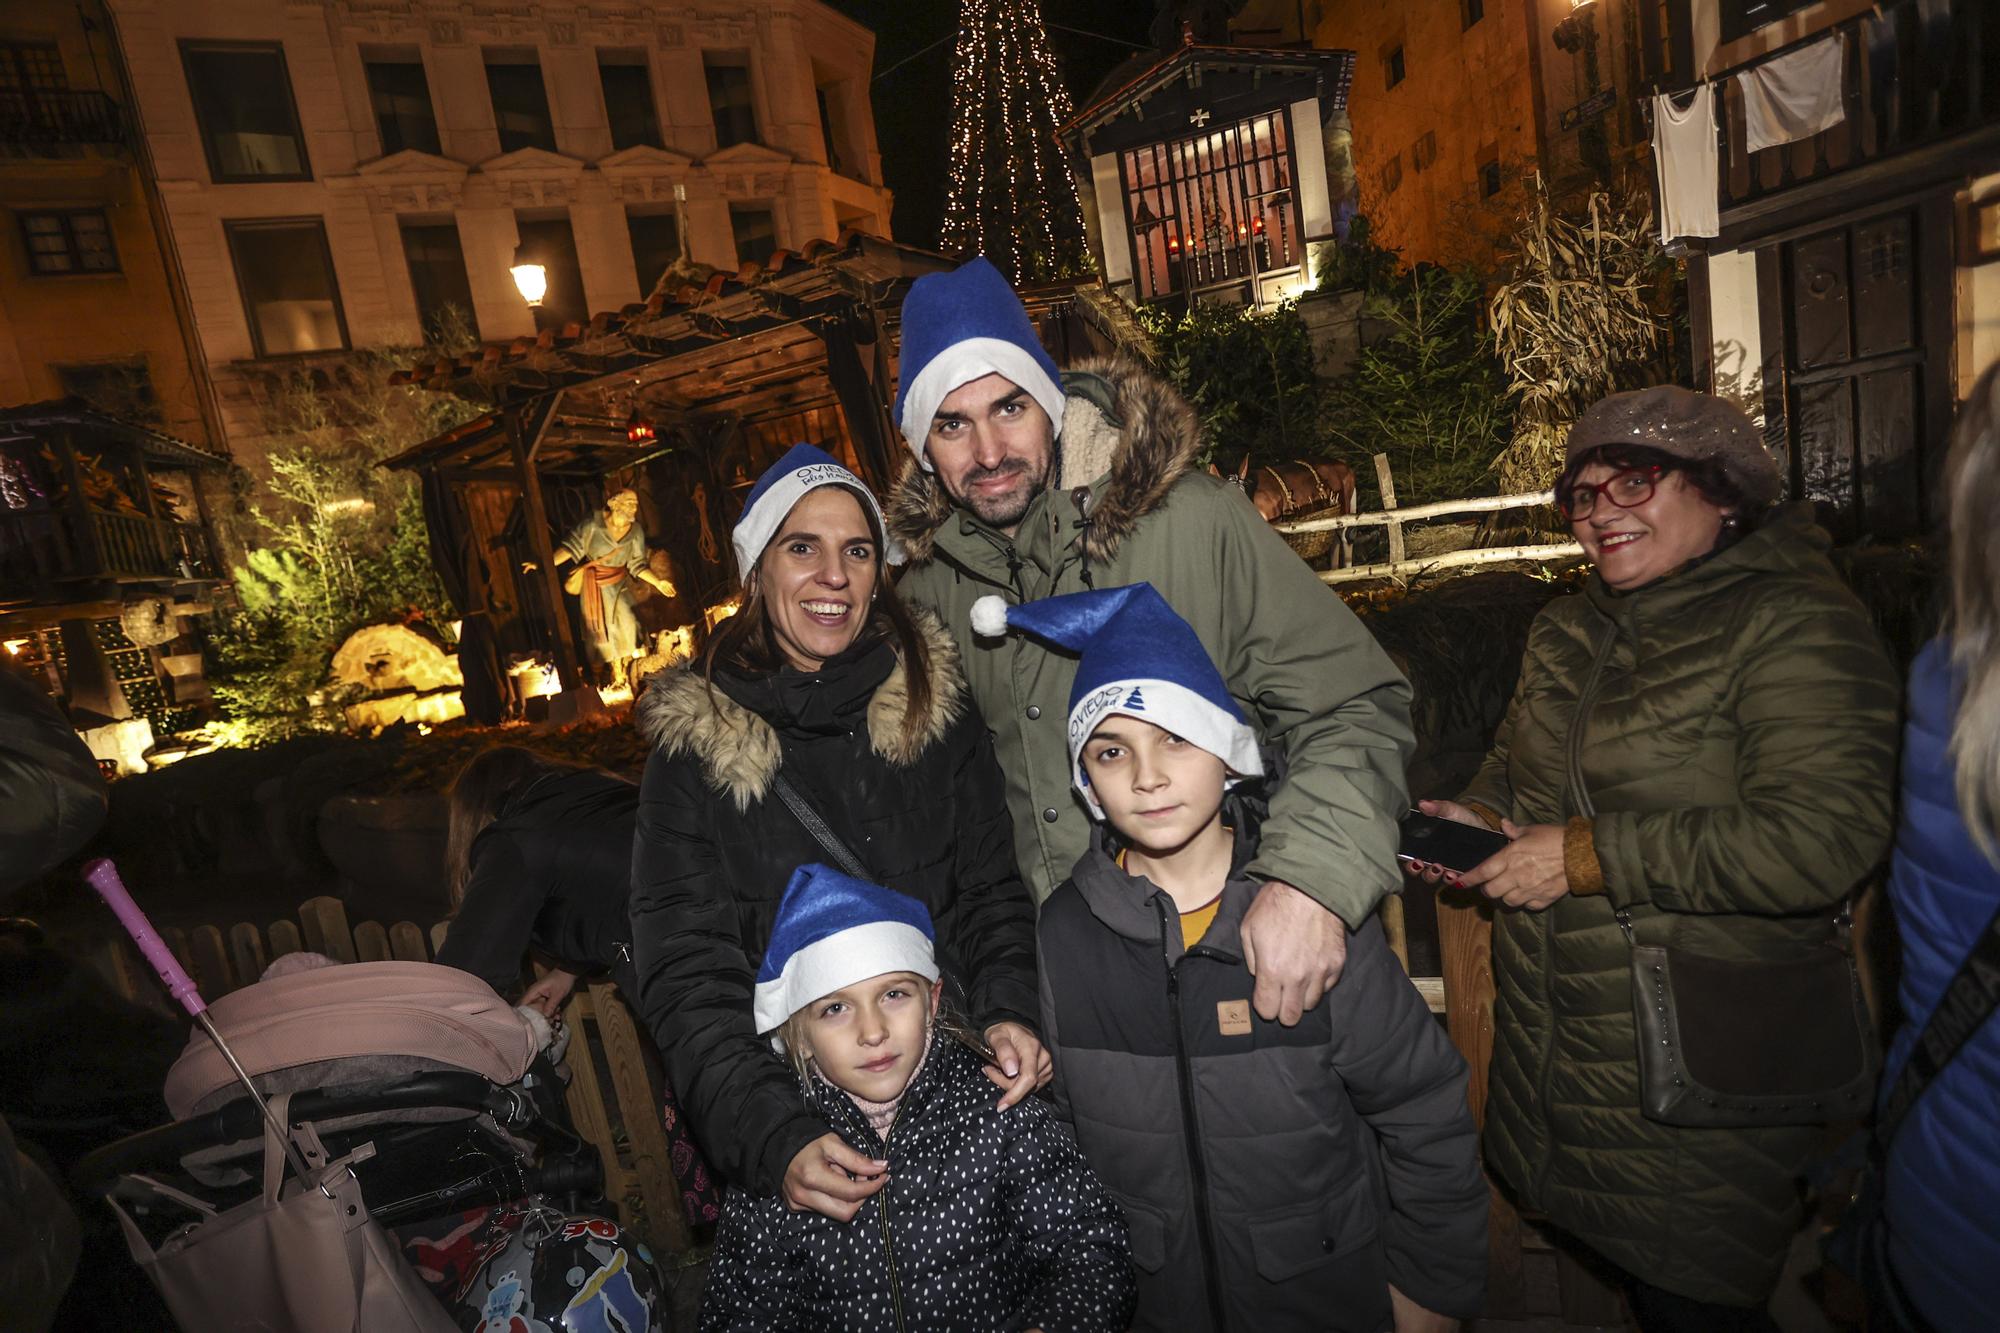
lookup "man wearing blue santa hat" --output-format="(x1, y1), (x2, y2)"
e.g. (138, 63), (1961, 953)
(884, 256), (1414, 1024)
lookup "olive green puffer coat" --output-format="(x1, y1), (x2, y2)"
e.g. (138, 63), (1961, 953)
(1458, 504), (1900, 1307)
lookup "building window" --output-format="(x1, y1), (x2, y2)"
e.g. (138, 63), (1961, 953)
(401, 222), (474, 341)
(225, 218), (348, 356)
(1118, 110), (1302, 303)
(20, 210), (117, 274)
(514, 215), (587, 330)
(1463, 0), (1485, 28)
(1412, 131), (1438, 172)
(815, 69), (855, 176)
(56, 361), (161, 425)
(627, 210), (680, 298)
(705, 55), (758, 149)
(1382, 154), (1404, 196)
(728, 206), (772, 266)
(365, 57), (440, 156)
(818, 88), (842, 173)
(181, 42), (310, 182)
(0, 41), (67, 92)
(730, 206), (777, 267)
(485, 51), (556, 154)
(1479, 157), (1502, 198)
(1385, 46), (1406, 90)
(598, 52), (661, 151)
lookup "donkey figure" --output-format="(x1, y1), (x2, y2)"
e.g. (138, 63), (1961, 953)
(1209, 454), (1359, 568)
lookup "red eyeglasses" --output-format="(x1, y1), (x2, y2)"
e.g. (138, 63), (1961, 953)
(1559, 465), (1663, 521)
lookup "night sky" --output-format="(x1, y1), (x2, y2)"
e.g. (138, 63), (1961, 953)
(827, 1), (1164, 247)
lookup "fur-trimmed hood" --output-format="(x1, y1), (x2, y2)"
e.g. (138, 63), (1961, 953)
(884, 354), (1202, 567)
(633, 611), (965, 810)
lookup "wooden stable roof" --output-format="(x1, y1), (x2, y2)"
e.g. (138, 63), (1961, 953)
(1062, 43), (1357, 136)
(383, 231), (950, 477)
(0, 399), (229, 470)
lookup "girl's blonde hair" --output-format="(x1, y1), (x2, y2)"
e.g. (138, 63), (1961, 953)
(1946, 361), (2000, 864)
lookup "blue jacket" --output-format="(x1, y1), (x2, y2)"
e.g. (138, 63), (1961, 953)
(1882, 637), (2000, 1329)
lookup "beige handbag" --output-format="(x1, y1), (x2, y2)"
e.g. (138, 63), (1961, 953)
(108, 1092), (456, 1333)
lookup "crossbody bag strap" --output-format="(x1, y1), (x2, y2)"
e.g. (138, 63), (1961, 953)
(770, 770), (873, 880)
(1875, 900), (2000, 1149)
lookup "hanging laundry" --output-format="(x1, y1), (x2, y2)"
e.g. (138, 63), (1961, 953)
(1652, 85), (1719, 242)
(1737, 32), (1848, 153)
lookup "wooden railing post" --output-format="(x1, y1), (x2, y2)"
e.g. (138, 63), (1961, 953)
(1372, 453), (1405, 566)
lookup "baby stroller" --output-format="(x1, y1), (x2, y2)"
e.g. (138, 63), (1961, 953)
(73, 956), (672, 1332)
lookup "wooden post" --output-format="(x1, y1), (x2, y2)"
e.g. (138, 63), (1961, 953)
(1372, 452), (1405, 566)
(590, 982), (694, 1252)
(57, 425), (105, 572)
(507, 401), (585, 690)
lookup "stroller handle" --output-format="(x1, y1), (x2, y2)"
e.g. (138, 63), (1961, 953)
(85, 858), (205, 1017)
(71, 1071), (587, 1198)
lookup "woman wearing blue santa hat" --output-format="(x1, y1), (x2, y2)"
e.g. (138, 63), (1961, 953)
(630, 443), (1044, 1219)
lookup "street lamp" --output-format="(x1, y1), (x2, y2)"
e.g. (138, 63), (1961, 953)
(510, 243), (548, 308)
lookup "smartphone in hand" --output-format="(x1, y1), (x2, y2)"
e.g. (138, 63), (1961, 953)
(1397, 810), (1510, 874)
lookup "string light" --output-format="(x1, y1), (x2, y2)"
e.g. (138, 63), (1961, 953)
(939, 0), (1089, 283)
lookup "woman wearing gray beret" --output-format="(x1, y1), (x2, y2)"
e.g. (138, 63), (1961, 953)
(1410, 387), (1902, 1329)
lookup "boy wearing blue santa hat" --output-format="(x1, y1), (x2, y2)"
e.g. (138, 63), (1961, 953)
(978, 584), (1486, 1333)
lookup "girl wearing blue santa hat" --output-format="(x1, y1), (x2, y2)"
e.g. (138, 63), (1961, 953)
(979, 583), (1487, 1333)
(698, 863), (1134, 1333)
(631, 444), (1044, 1222)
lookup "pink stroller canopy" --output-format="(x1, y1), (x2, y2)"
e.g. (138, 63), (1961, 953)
(164, 960), (540, 1120)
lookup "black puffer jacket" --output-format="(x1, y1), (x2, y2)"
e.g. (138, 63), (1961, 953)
(631, 615), (1039, 1194)
(435, 769), (639, 996)
(1039, 829), (1486, 1332)
(699, 1032), (1135, 1332)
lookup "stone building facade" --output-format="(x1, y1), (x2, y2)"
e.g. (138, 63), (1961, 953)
(1230, 0), (1673, 272)
(0, 0), (214, 447)
(104, 0), (892, 466)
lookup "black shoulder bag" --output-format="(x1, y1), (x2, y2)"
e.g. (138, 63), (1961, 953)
(770, 771), (873, 879)
(1567, 630), (1878, 1128)
(1825, 898), (2000, 1331)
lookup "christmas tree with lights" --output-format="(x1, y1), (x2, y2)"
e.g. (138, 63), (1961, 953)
(939, 0), (1090, 284)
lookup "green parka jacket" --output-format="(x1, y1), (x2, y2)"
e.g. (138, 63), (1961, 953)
(1458, 504), (1900, 1306)
(886, 356), (1414, 921)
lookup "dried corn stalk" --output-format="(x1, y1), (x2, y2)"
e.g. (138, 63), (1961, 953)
(1488, 178), (1669, 493)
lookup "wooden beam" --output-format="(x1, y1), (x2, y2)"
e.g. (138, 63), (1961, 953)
(506, 404), (586, 689)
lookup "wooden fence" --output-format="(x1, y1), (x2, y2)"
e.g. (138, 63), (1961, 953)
(90, 896), (692, 1254)
(1274, 454), (1583, 586)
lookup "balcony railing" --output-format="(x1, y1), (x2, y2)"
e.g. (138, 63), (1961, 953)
(0, 89), (126, 151)
(0, 505), (219, 595)
(1717, 2), (1993, 210)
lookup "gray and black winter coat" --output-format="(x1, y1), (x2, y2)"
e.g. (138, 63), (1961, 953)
(1038, 831), (1487, 1332)
(699, 1032), (1136, 1332)
(631, 616), (1040, 1196)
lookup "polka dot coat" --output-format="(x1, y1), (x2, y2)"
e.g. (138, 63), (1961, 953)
(697, 1034), (1135, 1332)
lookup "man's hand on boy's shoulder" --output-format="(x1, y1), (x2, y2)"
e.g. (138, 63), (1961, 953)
(1241, 881), (1348, 1026)
(983, 1021), (1053, 1109)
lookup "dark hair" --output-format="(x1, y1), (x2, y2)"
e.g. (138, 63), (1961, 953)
(444, 745), (589, 908)
(702, 482), (933, 749)
(1556, 443), (1771, 542)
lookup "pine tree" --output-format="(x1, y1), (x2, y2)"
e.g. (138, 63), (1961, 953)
(939, 0), (1091, 283)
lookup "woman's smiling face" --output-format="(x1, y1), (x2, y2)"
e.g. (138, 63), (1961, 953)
(756, 486), (879, 671)
(1569, 461), (1729, 591)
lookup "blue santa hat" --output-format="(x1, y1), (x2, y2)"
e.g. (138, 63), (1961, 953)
(969, 584), (1263, 815)
(753, 863), (940, 1040)
(731, 443), (899, 584)
(894, 257), (1066, 469)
